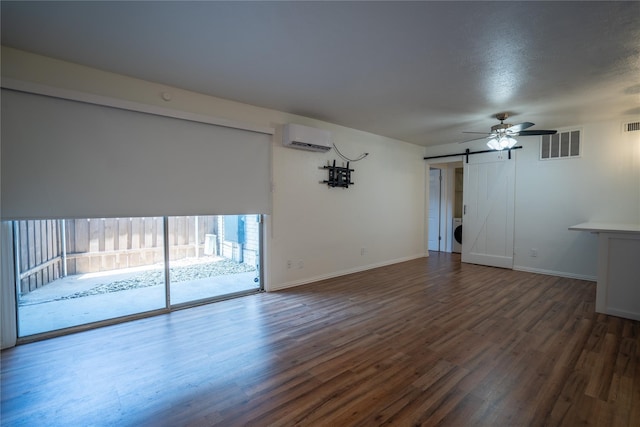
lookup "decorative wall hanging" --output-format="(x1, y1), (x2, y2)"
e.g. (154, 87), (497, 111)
(321, 160), (354, 188)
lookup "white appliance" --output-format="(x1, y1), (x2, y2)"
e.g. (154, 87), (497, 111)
(282, 123), (332, 152)
(452, 218), (463, 253)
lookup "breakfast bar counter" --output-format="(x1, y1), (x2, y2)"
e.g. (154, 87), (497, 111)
(569, 222), (640, 321)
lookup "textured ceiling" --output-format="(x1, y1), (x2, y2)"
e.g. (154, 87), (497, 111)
(2, 1), (639, 147)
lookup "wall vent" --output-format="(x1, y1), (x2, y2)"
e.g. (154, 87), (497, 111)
(622, 121), (640, 133)
(540, 129), (581, 160)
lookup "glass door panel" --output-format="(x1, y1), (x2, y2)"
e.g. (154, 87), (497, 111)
(168, 215), (261, 306)
(15, 217), (167, 337)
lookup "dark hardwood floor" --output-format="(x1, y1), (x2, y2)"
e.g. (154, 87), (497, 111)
(2, 253), (639, 426)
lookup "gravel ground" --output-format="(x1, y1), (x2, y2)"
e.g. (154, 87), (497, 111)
(59, 257), (256, 300)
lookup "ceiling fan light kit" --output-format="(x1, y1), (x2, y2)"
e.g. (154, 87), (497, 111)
(487, 135), (518, 151)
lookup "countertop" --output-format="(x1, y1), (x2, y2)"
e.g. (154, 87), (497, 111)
(569, 222), (640, 234)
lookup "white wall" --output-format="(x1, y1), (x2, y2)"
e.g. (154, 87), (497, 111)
(425, 122), (640, 280)
(515, 121), (639, 279)
(1, 47), (427, 292)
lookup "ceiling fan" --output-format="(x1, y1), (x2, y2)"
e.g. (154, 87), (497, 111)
(461, 113), (557, 150)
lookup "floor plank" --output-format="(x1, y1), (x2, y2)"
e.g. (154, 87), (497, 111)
(2, 252), (639, 426)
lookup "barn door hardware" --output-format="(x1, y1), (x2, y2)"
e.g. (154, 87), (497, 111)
(424, 146), (522, 163)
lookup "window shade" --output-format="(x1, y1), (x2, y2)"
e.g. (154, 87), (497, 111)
(1, 89), (272, 219)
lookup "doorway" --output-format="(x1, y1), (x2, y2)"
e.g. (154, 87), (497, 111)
(428, 151), (516, 269)
(427, 162), (463, 254)
(428, 168), (442, 251)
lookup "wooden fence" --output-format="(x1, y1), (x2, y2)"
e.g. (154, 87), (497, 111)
(16, 220), (64, 295)
(15, 216), (220, 295)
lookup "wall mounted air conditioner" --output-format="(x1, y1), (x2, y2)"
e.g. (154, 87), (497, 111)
(282, 123), (332, 152)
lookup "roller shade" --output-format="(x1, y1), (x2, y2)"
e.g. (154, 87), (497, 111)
(1, 89), (272, 219)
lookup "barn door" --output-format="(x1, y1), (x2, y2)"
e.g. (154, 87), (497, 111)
(462, 151), (515, 269)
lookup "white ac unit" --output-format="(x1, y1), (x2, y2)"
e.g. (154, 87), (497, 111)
(282, 123), (332, 152)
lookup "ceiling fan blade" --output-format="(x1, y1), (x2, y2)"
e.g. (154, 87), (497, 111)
(458, 135), (490, 144)
(506, 122), (535, 133)
(517, 130), (557, 136)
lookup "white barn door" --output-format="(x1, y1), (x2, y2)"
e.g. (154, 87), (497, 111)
(462, 152), (515, 269)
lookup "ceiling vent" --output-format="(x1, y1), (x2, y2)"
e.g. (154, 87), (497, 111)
(282, 123), (332, 152)
(622, 121), (640, 133)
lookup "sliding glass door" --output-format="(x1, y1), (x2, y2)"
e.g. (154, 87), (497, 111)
(168, 215), (261, 306)
(9, 215), (262, 338)
(14, 218), (166, 336)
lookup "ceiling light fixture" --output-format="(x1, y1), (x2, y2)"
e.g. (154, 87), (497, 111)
(487, 132), (517, 151)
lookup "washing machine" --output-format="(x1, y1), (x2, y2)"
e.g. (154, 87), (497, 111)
(452, 218), (462, 253)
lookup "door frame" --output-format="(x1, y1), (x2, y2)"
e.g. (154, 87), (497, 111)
(426, 160), (463, 254)
(428, 168), (442, 252)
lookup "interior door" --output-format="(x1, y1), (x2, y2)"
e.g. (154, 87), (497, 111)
(428, 168), (442, 251)
(462, 151), (515, 269)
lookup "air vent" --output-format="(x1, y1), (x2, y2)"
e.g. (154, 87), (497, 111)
(622, 121), (640, 133)
(540, 130), (580, 160)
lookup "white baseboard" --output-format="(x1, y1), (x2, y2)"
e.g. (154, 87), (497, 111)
(512, 265), (596, 282)
(604, 308), (640, 322)
(270, 253), (428, 291)
(270, 257), (592, 292)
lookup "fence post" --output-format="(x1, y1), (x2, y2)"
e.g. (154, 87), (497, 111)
(60, 219), (67, 277)
(194, 216), (199, 258)
(163, 217), (170, 308)
(12, 222), (21, 298)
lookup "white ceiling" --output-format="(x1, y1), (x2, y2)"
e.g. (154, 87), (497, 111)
(2, 1), (639, 147)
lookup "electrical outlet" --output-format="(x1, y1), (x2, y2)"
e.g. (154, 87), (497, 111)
(287, 260), (292, 269)
(530, 248), (538, 257)
(361, 247), (367, 256)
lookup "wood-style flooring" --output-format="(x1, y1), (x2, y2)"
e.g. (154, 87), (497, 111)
(2, 253), (639, 426)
